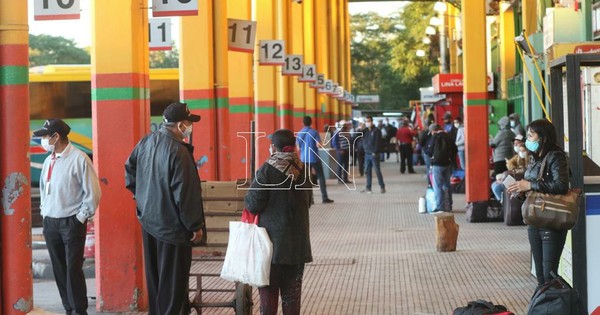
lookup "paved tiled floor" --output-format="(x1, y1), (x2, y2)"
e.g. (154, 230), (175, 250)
(34, 161), (537, 314)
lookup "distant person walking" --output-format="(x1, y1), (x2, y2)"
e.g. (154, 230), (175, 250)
(332, 121), (352, 184)
(297, 116), (334, 204)
(361, 116), (386, 194)
(395, 119), (416, 174)
(125, 102), (206, 315)
(34, 119), (101, 315)
(427, 123), (457, 212)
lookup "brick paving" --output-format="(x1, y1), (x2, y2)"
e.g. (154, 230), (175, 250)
(34, 161), (537, 315)
(186, 161), (536, 315)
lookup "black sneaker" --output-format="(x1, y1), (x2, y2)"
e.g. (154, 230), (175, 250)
(381, 188), (386, 194)
(323, 199), (334, 204)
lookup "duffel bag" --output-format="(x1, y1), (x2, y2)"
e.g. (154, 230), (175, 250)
(453, 299), (514, 315)
(527, 272), (584, 315)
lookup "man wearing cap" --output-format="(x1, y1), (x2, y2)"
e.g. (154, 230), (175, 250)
(34, 119), (101, 315)
(125, 102), (205, 314)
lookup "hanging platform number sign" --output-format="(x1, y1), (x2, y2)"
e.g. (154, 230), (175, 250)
(310, 74), (325, 88)
(299, 65), (317, 83)
(318, 80), (334, 94)
(34, 0), (80, 21)
(259, 40), (286, 66)
(152, 0), (198, 17)
(282, 55), (304, 76)
(334, 86), (345, 99)
(149, 18), (172, 51)
(228, 19), (257, 53)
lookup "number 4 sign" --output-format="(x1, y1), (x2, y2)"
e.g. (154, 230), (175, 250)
(149, 18), (172, 51)
(299, 65), (317, 83)
(228, 19), (257, 53)
(152, 0), (198, 17)
(259, 40), (285, 66)
(34, 0), (80, 21)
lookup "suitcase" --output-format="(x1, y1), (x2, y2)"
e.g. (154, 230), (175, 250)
(467, 199), (503, 223)
(503, 172), (525, 226)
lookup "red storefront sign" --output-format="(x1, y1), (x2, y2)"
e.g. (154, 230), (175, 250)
(574, 45), (600, 54)
(433, 73), (494, 94)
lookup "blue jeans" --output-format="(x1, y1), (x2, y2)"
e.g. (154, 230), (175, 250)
(422, 153), (431, 176)
(432, 165), (452, 211)
(491, 181), (504, 201)
(307, 161), (329, 201)
(458, 149), (465, 170)
(364, 153), (385, 190)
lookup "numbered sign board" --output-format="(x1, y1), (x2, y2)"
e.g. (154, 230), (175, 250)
(282, 55), (304, 76)
(299, 65), (317, 83)
(309, 74), (325, 88)
(318, 80), (334, 94)
(329, 83), (339, 95)
(34, 0), (81, 21)
(152, 0), (198, 17)
(259, 40), (285, 66)
(334, 86), (344, 99)
(228, 19), (257, 53)
(149, 18), (172, 51)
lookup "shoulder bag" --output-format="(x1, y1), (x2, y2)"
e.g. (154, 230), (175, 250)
(521, 154), (582, 230)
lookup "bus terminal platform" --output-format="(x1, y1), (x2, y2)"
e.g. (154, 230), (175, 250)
(30, 161), (536, 315)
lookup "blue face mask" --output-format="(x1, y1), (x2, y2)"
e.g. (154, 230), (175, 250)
(525, 139), (540, 152)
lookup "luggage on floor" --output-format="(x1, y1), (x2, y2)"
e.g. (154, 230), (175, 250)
(453, 299), (514, 315)
(466, 199), (503, 223)
(527, 272), (584, 315)
(503, 172), (525, 226)
(425, 187), (450, 212)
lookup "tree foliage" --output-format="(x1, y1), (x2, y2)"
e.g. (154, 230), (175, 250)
(350, 3), (439, 110)
(149, 45), (179, 68)
(29, 34), (90, 66)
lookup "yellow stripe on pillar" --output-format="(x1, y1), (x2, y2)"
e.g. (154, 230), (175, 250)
(277, 0), (291, 129)
(462, 0), (489, 203)
(213, 0), (231, 180)
(328, 0), (340, 122)
(314, 0), (330, 128)
(290, 1), (306, 131)
(303, 0), (317, 126)
(500, 5), (516, 100)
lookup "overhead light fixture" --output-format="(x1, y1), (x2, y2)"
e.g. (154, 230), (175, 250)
(382, 112), (404, 116)
(515, 33), (537, 57)
(425, 26), (436, 35)
(433, 1), (447, 13)
(422, 37), (431, 44)
(429, 16), (442, 26)
(416, 50), (426, 57)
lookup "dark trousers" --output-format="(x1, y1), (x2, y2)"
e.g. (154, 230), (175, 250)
(307, 161), (329, 201)
(493, 161), (508, 178)
(259, 264), (305, 315)
(399, 144), (414, 173)
(364, 153), (385, 190)
(356, 149), (365, 176)
(43, 215), (88, 315)
(528, 226), (568, 286)
(142, 229), (192, 315)
(336, 150), (350, 182)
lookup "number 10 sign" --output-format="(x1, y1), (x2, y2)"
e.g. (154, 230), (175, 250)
(34, 0), (81, 21)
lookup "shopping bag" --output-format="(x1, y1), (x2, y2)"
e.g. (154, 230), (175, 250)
(220, 216), (273, 287)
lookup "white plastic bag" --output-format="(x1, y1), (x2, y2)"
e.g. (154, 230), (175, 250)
(220, 221), (273, 287)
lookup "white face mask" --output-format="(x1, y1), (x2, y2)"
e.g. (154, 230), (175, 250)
(454, 123), (460, 129)
(518, 151), (527, 159)
(510, 120), (516, 128)
(269, 145), (274, 155)
(365, 122), (372, 128)
(41, 134), (57, 152)
(513, 145), (520, 154)
(179, 123), (192, 138)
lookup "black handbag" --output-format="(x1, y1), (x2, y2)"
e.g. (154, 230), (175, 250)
(526, 272), (584, 315)
(453, 300), (514, 315)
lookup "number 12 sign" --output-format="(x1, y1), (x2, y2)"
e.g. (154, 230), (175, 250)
(228, 19), (257, 53)
(34, 0), (81, 21)
(152, 0), (198, 17)
(259, 40), (285, 66)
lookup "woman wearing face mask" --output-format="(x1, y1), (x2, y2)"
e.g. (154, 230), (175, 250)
(506, 119), (570, 290)
(505, 144), (530, 172)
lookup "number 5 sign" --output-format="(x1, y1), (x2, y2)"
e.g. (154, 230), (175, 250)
(259, 40), (285, 66)
(228, 19), (257, 53)
(152, 0), (198, 17)
(149, 18), (172, 51)
(34, 0), (80, 21)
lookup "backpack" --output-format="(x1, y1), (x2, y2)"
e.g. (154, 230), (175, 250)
(527, 272), (585, 315)
(453, 300), (514, 315)
(431, 133), (452, 165)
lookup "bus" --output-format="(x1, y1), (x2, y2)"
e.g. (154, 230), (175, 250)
(29, 65), (180, 185)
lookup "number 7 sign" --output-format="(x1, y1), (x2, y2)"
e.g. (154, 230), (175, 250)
(34, 0), (81, 21)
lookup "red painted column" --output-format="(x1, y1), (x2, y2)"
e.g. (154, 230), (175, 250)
(0, 0), (33, 312)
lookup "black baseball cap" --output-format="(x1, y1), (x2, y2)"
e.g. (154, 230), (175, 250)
(162, 102), (201, 123)
(32, 119), (71, 137)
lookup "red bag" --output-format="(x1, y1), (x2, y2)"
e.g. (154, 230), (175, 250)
(241, 208), (257, 224)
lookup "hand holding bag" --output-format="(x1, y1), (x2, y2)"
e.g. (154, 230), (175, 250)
(220, 208), (273, 287)
(521, 154), (582, 230)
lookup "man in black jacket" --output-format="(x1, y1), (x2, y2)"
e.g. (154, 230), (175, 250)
(125, 102), (205, 315)
(361, 116), (386, 193)
(427, 123), (458, 212)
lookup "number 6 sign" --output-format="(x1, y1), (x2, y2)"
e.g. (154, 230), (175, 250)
(153, 0), (198, 17)
(259, 40), (286, 66)
(34, 0), (80, 21)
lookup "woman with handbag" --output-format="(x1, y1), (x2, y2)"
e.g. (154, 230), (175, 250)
(245, 129), (313, 315)
(506, 119), (570, 289)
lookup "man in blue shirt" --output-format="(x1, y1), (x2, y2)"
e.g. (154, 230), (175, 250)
(297, 116), (334, 204)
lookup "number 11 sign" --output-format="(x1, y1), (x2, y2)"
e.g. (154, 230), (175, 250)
(228, 19), (257, 53)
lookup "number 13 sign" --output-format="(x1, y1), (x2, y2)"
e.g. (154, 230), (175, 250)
(34, 0), (81, 21)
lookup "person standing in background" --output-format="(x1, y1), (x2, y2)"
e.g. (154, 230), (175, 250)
(490, 116), (516, 177)
(395, 119), (416, 174)
(361, 116), (386, 194)
(297, 116), (334, 204)
(454, 117), (465, 171)
(34, 119), (101, 315)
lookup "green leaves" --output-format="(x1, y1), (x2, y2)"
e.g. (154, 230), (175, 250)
(29, 34), (90, 67)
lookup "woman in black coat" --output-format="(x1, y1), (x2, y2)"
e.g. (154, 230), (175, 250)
(506, 119), (570, 288)
(245, 129), (313, 315)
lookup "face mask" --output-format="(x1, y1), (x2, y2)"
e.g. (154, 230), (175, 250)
(454, 123), (460, 129)
(269, 145), (274, 155)
(41, 134), (57, 152)
(513, 145), (520, 154)
(518, 151), (527, 159)
(510, 121), (516, 128)
(180, 123), (192, 138)
(365, 122), (372, 128)
(525, 139), (540, 152)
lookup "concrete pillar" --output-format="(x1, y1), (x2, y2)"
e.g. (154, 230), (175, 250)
(303, 0), (318, 126)
(0, 0), (33, 312)
(276, 0), (292, 129)
(314, 0), (331, 129)
(328, 0), (340, 122)
(462, 0), (489, 203)
(90, 0), (148, 310)
(500, 5), (516, 100)
(213, 0), (231, 180)
(290, 1), (306, 131)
